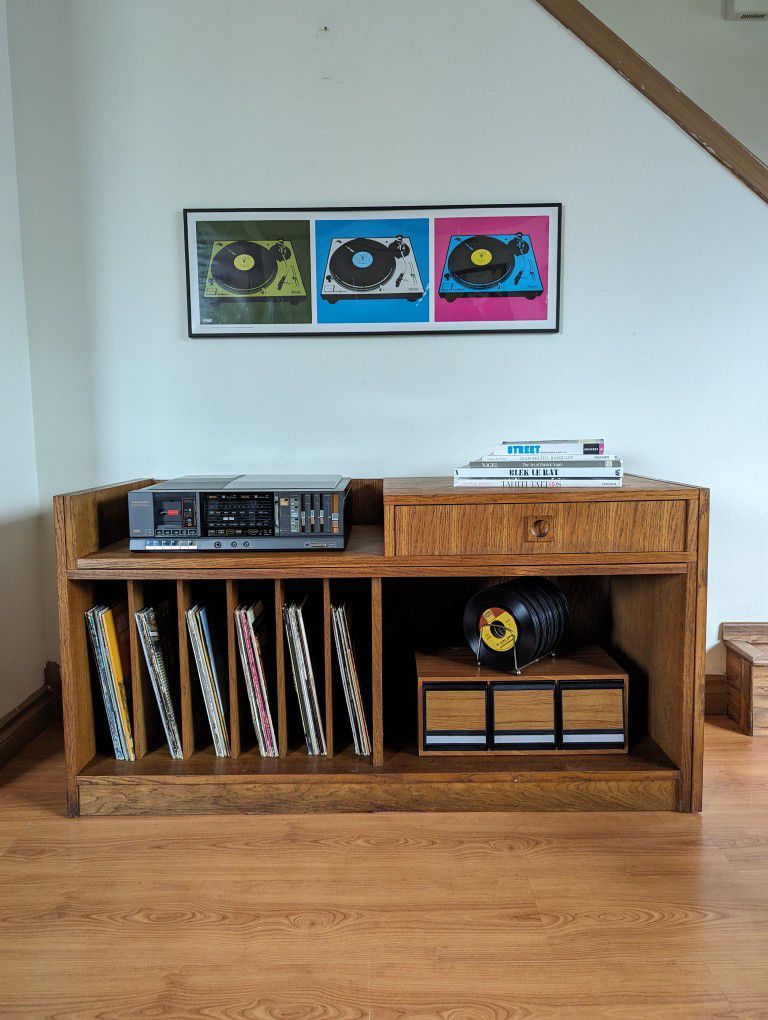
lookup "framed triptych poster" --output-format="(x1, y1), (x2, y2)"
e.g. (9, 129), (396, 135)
(184, 204), (561, 337)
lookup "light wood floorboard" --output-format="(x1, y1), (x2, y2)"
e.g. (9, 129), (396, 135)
(1, 717), (767, 1017)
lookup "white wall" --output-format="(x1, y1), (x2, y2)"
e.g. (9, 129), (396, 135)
(6, 0), (99, 662)
(584, 0), (768, 164)
(0, 0), (45, 716)
(7, 0), (768, 671)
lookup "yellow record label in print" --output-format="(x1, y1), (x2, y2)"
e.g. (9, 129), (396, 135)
(233, 253), (255, 271)
(479, 606), (518, 652)
(470, 247), (493, 267)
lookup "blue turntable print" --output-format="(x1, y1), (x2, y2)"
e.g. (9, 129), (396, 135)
(315, 217), (430, 325)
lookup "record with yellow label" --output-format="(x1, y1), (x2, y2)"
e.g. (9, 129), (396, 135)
(463, 579), (569, 671)
(204, 239), (306, 300)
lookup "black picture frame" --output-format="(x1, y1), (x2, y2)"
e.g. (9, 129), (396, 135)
(184, 204), (562, 338)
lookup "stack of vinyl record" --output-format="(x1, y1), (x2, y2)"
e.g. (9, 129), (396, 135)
(135, 604), (182, 759)
(283, 601), (327, 755)
(463, 579), (569, 671)
(234, 601), (278, 757)
(186, 604), (230, 757)
(331, 604), (371, 756)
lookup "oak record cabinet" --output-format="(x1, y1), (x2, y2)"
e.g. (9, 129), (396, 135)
(55, 474), (708, 816)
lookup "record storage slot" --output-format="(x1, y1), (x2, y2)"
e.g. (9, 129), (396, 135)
(327, 579), (373, 757)
(228, 578), (280, 757)
(81, 579), (131, 760)
(127, 579), (181, 760)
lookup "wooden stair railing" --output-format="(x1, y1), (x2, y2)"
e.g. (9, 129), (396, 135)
(535, 0), (768, 206)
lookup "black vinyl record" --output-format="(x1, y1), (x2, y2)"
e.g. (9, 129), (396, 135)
(211, 241), (277, 293)
(525, 579), (562, 650)
(463, 584), (538, 669)
(447, 235), (514, 289)
(463, 579), (570, 671)
(522, 583), (552, 660)
(329, 238), (397, 291)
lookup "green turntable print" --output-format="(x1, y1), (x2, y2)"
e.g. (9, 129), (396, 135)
(204, 239), (306, 304)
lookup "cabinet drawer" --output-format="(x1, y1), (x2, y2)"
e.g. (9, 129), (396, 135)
(393, 500), (688, 556)
(422, 683), (487, 751)
(560, 681), (626, 750)
(491, 682), (556, 750)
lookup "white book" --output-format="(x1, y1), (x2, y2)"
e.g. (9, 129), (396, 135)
(455, 465), (623, 479)
(453, 477), (623, 489)
(479, 452), (619, 463)
(490, 439), (605, 456)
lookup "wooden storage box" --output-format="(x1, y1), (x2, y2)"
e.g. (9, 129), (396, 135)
(417, 646), (628, 755)
(723, 623), (768, 736)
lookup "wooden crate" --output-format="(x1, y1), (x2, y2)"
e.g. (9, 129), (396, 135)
(723, 623), (768, 736)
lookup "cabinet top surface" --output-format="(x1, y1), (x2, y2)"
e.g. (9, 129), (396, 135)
(384, 474), (702, 502)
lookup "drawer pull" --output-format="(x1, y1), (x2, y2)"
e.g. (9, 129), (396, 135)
(530, 517), (550, 539)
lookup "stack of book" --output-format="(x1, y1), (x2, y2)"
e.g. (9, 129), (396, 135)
(331, 604), (371, 756)
(234, 601), (278, 757)
(454, 439), (623, 488)
(85, 602), (135, 761)
(135, 604), (183, 759)
(283, 600), (327, 755)
(186, 604), (230, 756)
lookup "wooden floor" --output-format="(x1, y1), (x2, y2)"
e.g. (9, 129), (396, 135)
(2, 720), (767, 1017)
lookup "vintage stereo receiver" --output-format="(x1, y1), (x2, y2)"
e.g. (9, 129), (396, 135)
(128, 475), (351, 551)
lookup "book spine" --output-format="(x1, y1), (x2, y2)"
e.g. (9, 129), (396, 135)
(490, 440), (604, 456)
(468, 457), (621, 468)
(456, 466), (622, 479)
(453, 477), (623, 488)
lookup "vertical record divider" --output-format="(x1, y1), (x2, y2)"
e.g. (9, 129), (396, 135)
(225, 579), (241, 757)
(371, 577), (384, 766)
(274, 579), (288, 757)
(127, 579), (149, 759)
(323, 578), (334, 758)
(176, 579), (195, 759)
